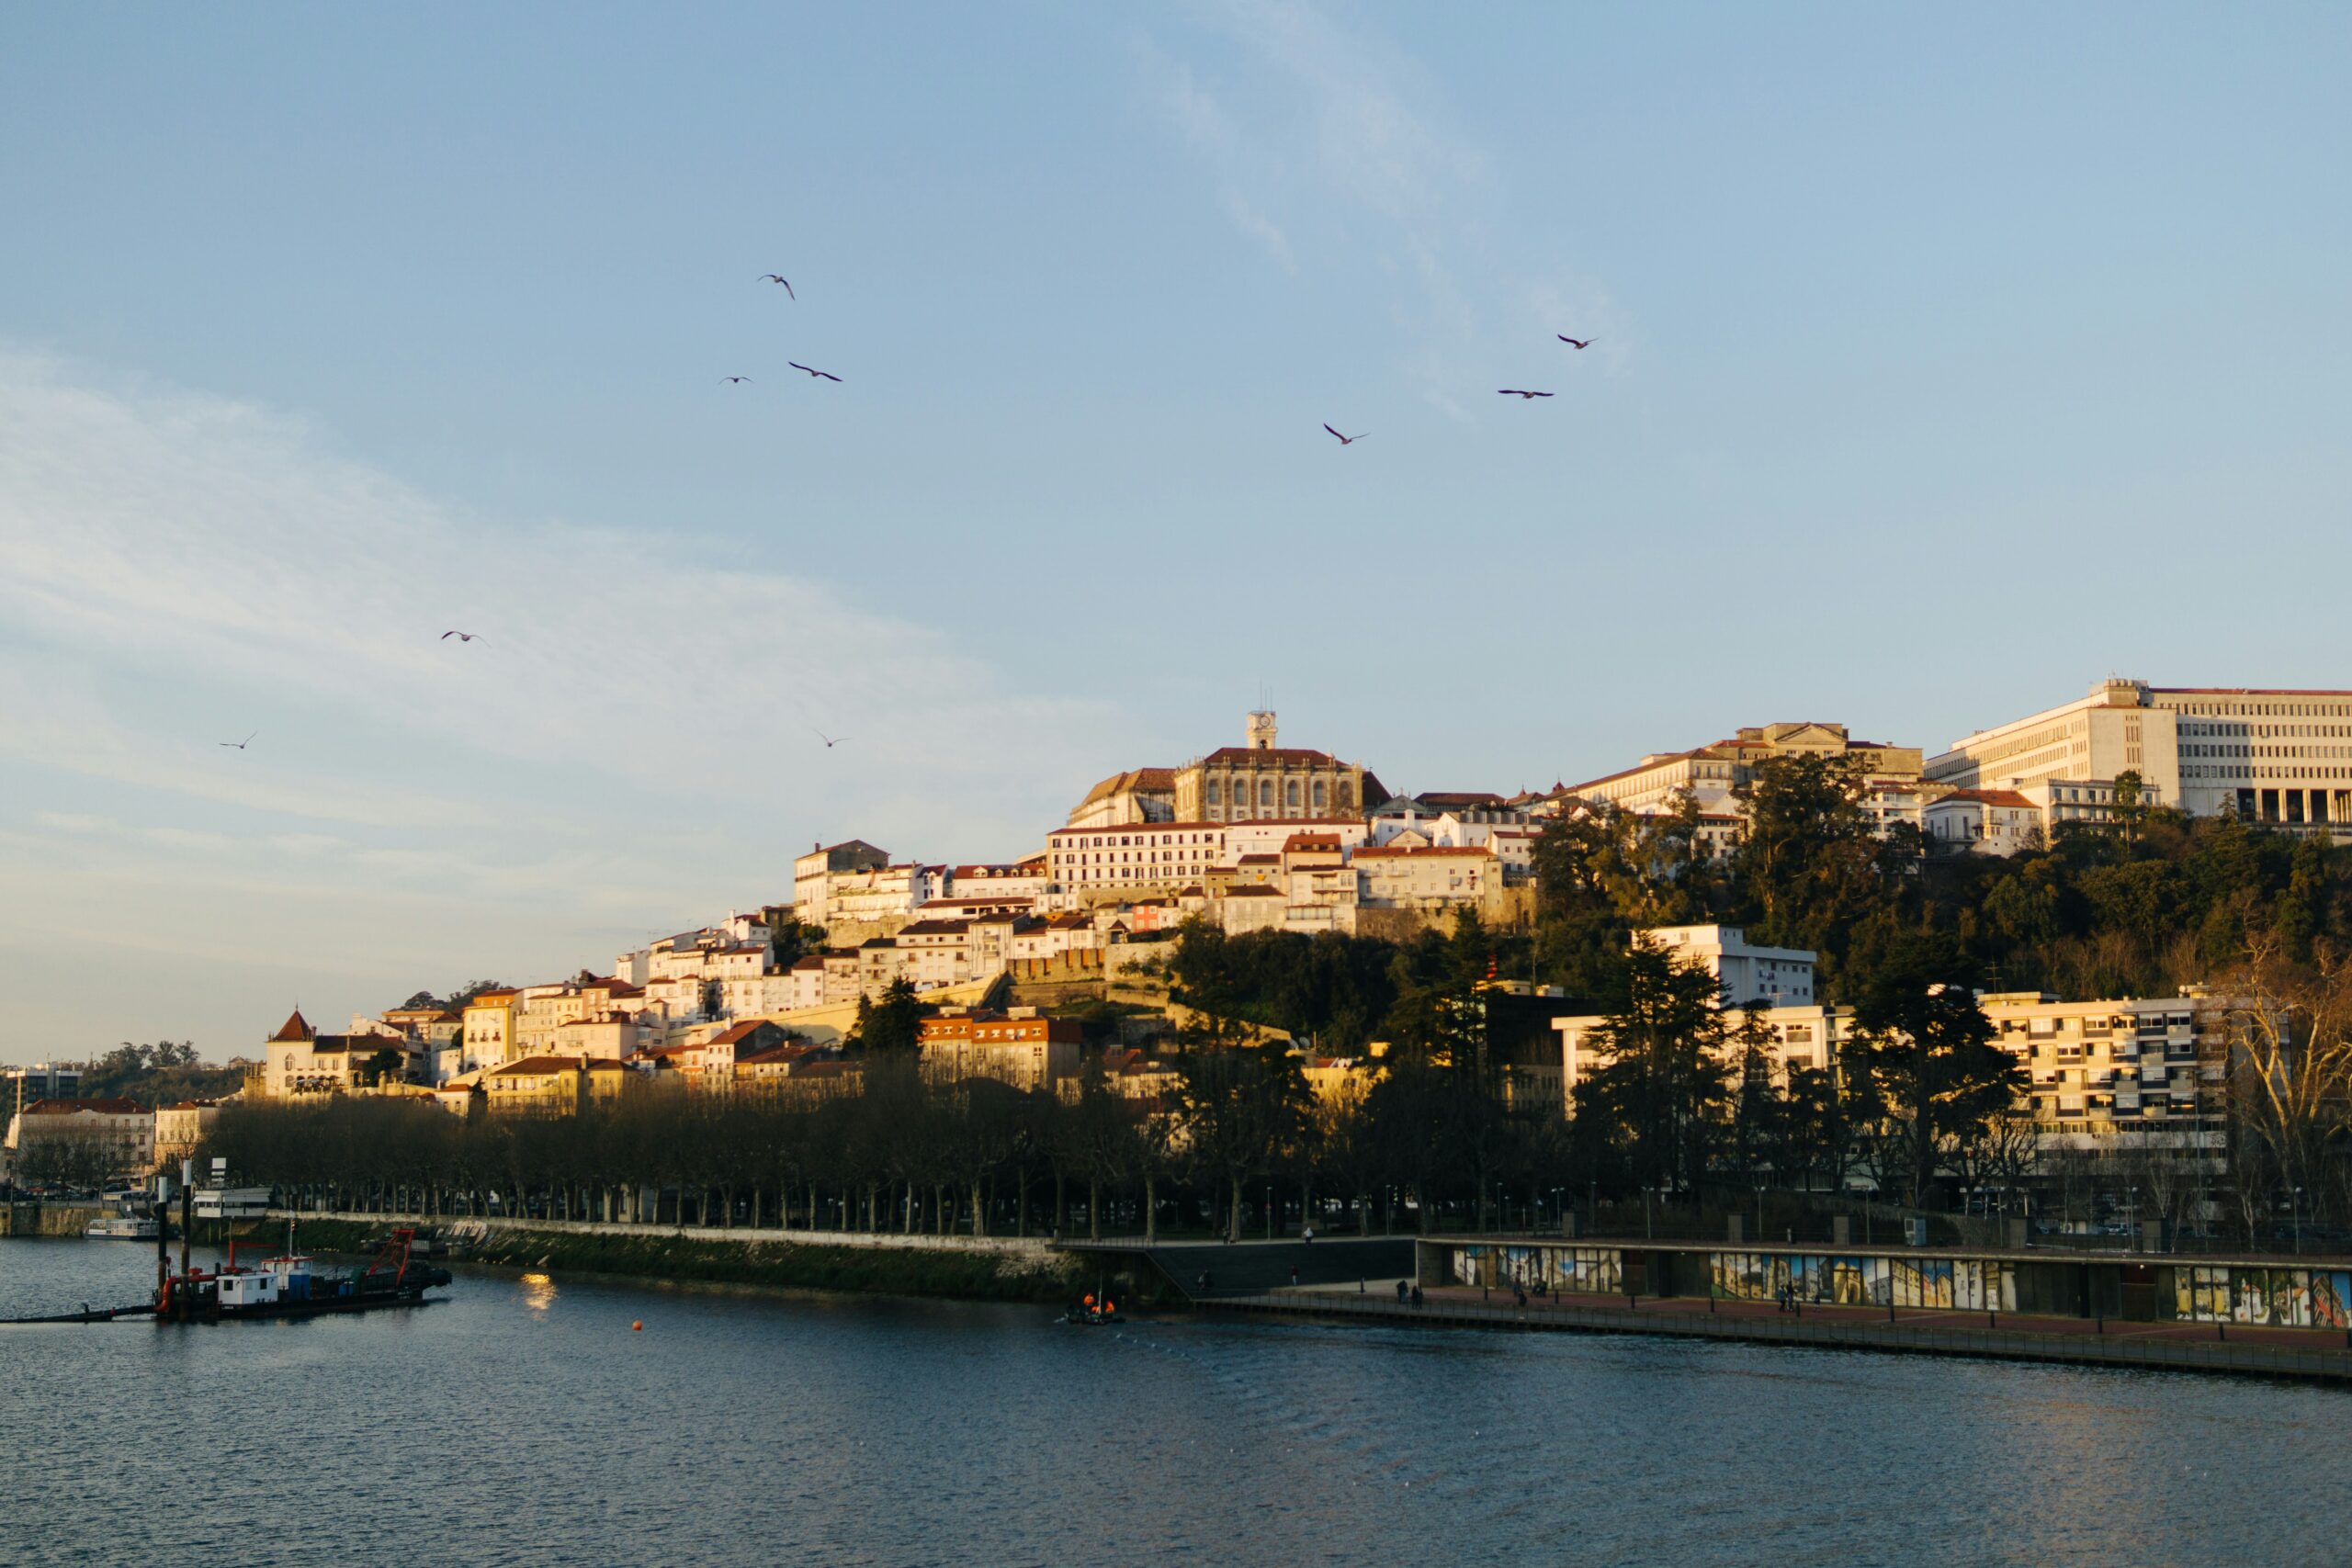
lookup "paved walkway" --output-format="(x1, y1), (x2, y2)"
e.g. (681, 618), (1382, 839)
(1417, 1283), (2352, 1352)
(1205, 1285), (2352, 1383)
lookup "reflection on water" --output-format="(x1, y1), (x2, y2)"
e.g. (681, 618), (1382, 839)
(3, 1237), (2350, 1566)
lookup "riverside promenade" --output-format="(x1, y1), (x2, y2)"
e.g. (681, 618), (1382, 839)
(1208, 1282), (2352, 1382)
(266, 1210), (1055, 1258)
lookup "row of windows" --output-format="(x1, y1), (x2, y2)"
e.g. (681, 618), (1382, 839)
(1206, 778), (1329, 808)
(2168, 699), (2352, 720)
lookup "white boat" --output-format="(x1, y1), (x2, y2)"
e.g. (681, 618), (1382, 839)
(85, 1213), (160, 1241)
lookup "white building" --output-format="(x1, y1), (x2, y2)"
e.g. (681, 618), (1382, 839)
(1046, 822), (1227, 899)
(1642, 925), (1816, 1008)
(1925, 788), (2043, 855)
(1928, 678), (2352, 838)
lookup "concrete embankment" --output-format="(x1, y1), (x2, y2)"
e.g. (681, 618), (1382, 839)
(0, 1203), (108, 1238)
(266, 1213), (1083, 1303)
(1214, 1290), (2352, 1384)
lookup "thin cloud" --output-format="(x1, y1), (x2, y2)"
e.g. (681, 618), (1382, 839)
(1140, 1), (1598, 412)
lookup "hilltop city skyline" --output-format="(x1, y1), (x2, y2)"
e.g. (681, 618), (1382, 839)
(6, 4), (2348, 1056)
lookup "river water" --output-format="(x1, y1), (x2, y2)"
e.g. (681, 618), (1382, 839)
(2, 1238), (2346, 1566)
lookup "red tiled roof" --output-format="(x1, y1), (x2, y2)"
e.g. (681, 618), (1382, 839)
(1352, 845), (1494, 860)
(1938, 788), (2035, 808)
(25, 1097), (144, 1116)
(1048, 821), (1226, 839)
(491, 1056), (584, 1077)
(1199, 746), (1340, 766)
(268, 1009), (314, 1043)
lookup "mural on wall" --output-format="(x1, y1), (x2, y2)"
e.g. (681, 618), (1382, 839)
(1709, 1252), (2015, 1312)
(2174, 1266), (2352, 1326)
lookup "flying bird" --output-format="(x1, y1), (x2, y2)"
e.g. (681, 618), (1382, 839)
(811, 728), (849, 749)
(441, 630), (481, 642)
(759, 276), (796, 299)
(1323, 424), (1367, 446)
(723, 376), (752, 384)
(1497, 389), (1555, 399)
(220, 731), (255, 750)
(1557, 336), (1592, 349)
(789, 363), (842, 382)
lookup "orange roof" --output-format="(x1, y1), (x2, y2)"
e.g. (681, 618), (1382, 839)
(25, 1097), (144, 1116)
(1352, 845), (1494, 859)
(1939, 788), (2035, 808)
(268, 1008), (314, 1043)
(491, 1056), (586, 1077)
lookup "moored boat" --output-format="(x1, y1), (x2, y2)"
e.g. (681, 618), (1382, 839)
(156, 1226), (453, 1323)
(85, 1213), (162, 1241)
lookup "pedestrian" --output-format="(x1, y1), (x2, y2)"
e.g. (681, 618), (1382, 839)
(1514, 1284), (1527, 1309)
(1290, 1266), (1300, 1288)
(1395, 1279), (1408, 1303)
(1358, 1278), (1366, 1294)
(1410, 1284), (1423, 1308)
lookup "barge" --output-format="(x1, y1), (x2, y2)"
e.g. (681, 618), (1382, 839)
(155, 1226), (453, 1323)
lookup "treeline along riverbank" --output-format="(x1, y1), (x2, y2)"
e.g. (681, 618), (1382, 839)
(259, 1215), (1085, 1303)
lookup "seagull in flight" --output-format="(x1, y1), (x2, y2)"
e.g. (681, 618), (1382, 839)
(723, 376), (752, 384)
(1322, 424), (1367, 446)
(759, 275), (796, 299)
(811, 728), (849, 749)
(789, 363), (842, 382)
(220, 731), (255, 750)
(1557, 336), (1593, 350)
(441, 630), (481, 642)
(1497, 389), (1555, 400)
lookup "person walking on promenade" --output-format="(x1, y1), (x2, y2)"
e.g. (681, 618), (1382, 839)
(1410, 1284), (1424, 1308)
(1395, 1279), (1408, 1303)
(1290, 1266), (1300, 1288)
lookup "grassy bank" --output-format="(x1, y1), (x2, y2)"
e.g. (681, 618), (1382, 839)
(248, 1218), (1084, 1303)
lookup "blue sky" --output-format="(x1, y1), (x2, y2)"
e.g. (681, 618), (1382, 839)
(3, 3), (2346, 1059)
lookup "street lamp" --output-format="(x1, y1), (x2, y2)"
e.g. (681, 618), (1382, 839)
(1264, 1182), (1273, 1242)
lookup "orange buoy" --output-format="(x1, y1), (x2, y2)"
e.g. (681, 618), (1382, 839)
(631, 1320), (644, 1332)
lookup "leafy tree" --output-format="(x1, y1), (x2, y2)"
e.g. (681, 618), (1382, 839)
(1177, 1043), (1310, 1242)
(1732, 753), (1900, 979)
(1576, 939), (1732, 1197)
(849, 978), (931, 1055)
(1841, 938), (2019, 1209)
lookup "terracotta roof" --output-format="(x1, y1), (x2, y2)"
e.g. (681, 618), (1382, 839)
(268, 1009), (314, 1043)
(1352, 845), (1495, 860)
(491, 1056), (585, 1077)
(24, 1097), (144, 1116)
(1049, 821), (1226, 839)
(1283, 833), (1342, 852)
(1416, 792), (1506, 808)
(897, 918), (974, 936)
(1225, 884), (1283, 897)
(1938, 788), (2035, 808)
(1199, 746), (1340, 766)
(1076, 767), (1179, 807)
(707, 1021), (777, 1045)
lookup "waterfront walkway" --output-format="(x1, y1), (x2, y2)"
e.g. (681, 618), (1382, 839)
(1208, 1283), (2352, 1383)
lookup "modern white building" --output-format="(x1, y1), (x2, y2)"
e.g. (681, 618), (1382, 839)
(1644, 925), (1815, 1008)
(1928, 678), (2352, 837)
